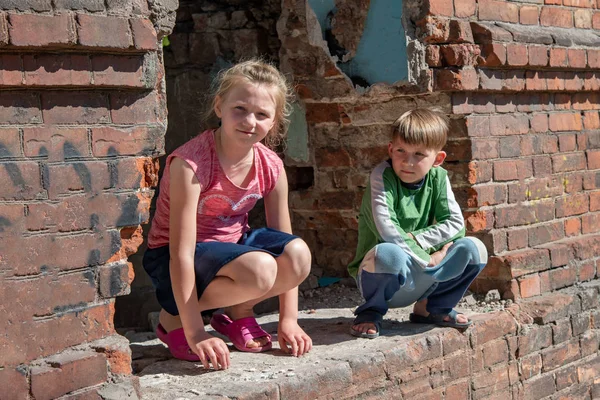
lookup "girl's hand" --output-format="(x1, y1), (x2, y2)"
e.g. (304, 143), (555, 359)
(427, 242), (453, 267)
(278, 319), (312, 357)
(186, 330), (231, 370)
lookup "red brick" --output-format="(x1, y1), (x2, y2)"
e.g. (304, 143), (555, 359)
(542, 340), (581, 372)
(496, 200), (554, 229)
(489, 114), (529, 136)
(520, 5), (540, 24)
(502, 70), (525, 91)
(528, 45), (548, 67)
(41, 92), (110, 124)
(315, 147), (353, 168)
(434, 68), (479, 91)
(540, 7), (574, 28)
(0, 303), (115, 366)
(558, 134), (577, 152)
(77, 14), (132, 48)
(532, 156), (553, 177)
(109, 91), (161, 124)
(583, 111), (599, 130)
(507, 228), (528, 250)
(526, 71), (546, 91)
(471, 311), (518, 346)
(0, 54), (24, 86)
(549, 48), (568, 67)
(564, 217), (581, 236)
(426, 45), (442, 67)
(564, 71), (584, 91)
(0, 161), (44, 201)
(91, 126), (160, 157)
(428, 0), (454, 16)
(9, 14), (76, 47)
(588, 150), (600, 170)
(445, 381), (469, 399)
(23, 127), (89, 161)
(548, 112), (583, 132)
(46, 162), (111, 199)
(0, 12), (7, 46)
(478, 0), (519, 22)
(91, 55), (145, 87)
(0, 367), (29, 400)
(23, 54), (91, 86)
(31, 352), (107, 400)
(553, 93), (571, 110)
(563, 0), (594, 6)
(0, 127), (22, 158)
(582, 213), (600, 234)
(506, 44), (528, 66)
(574, 9), (593, 28)
(590, 191), (600, 211)
(471, 364), (510, 397)
(556, 193), (589, 217)
(583, 72), (600, 91)
(567, 49), (587, 69)
(468, 184), (505, 207)
(529, 221), (565, 247)
(529, 114), (548, 133)
(448, 19), (474, 43)
(130, 18), (158, 50)
(440, 44), (480, 66)
(419, 16), (451, 44)
(519, 326), (553, 359)
(454, 0), (475, 17)
(0, 92), (42, 124)
(545, 71), (565, 91)
(480, 44), (506, 67)
(482, 339), (510, 367)
(588, 50), (600, 68)
(493, 159), (533, 181)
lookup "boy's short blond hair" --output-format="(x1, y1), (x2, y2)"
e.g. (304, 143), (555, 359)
(391, 109), (449, 151)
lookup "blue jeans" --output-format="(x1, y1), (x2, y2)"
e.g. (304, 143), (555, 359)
(355, 237), (488, 317)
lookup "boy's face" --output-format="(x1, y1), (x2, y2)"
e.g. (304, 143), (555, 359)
(388, 138), (446, 184)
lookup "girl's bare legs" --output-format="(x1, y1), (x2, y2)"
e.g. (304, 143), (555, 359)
(160, 239), (311, 348)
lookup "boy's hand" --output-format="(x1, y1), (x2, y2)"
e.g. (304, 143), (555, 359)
(186, 329), (230, 370)
(427, 242), (453, 267)
(278, 319), (312, 357)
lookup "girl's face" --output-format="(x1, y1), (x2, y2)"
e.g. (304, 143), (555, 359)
(388, 138), (446, 184)
(214, 81), (278, 147)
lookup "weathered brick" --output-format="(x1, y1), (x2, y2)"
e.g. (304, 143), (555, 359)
(41, 92), (110, 124)
(564, 71), (584, 91)
(542, 340), (580, 372)
(567, 49), (587, 69)
(489, 114), (529, 136)
(525, 71), (546, 91)
(0, 161), (43, 200)
(23, 54), (91, 86)
(502, 70), (526, 91)
(31, 352), (107, 400)
(0, 92), (42, 124)
(587, 150), (600, 170)
(493, 159), (533, 181)
(506, 44), (528, 66)
(521, 293), (580, 325)
(478, 0), (518, 22)
(0, 54), (23, 86)
(545, 71), (565, 91)
(77, 14), (133, 49)
(91, 55), (145, 87)
(583, 111), (600, 130)
(549, 266), (577, 290)
(99, 262), (133, 298)
(426, 45), (442, 67)
(555, 365), (578, 391)
(434, 68), (479, 91)
(588, 50), (600, 68)
(496, 200), (554, 229)
(528, 45), (548, 66)
(110, 91), (162, 124)
(532, 156), (553, 176)
(46, 161), (111, 199)
(590, 191), (600, 211)
(558, 134), (577, 152)
(507, 228), (528, 250)
(582, 212), (600, 234)
(428, 0), (454, 17)
(549, 48), (568, 68)
(129, 18), (158, 50)
(540, 7), (574, 28)
(23, 127), (89, 161)
(9, 14), (76, 47)
(454, 0), (475, 17)
(54, 0), (105, 11)
(471, 364), (510, 397)
(0, 127), (21, 158)
(520, 354), (542, 381)
(555, 192), (589, 217)
(470, 311), (517, 346)
(0, 367), (29, 400)
(91, 126), (162, 157)
(520, 6), (540, 25)
(548, 112), (583, 132)
(594, 12), (600, 29)
(580, 331), (600, 357)
(565, 217), (581, 236)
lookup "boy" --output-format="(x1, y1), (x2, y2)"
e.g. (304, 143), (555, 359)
(348, 109), (488, 338)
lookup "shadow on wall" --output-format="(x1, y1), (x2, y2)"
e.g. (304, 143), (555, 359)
(308, 0), (409, 88)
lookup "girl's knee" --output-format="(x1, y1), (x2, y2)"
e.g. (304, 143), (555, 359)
(281, 238), (312, 282)
(234, 252), (278, 293)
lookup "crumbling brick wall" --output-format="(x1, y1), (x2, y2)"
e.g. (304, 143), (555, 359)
(279, 0), (600, 301)
(0, 1), (175, 398)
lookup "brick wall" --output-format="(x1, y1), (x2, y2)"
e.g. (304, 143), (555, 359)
(278, 0), (600, 301)
(0, 1), (174, 398)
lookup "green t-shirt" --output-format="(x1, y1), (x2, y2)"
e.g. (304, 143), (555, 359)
(348, 160), (466, 278)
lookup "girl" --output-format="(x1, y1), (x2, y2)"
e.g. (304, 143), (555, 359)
(143, 60), (313, 370)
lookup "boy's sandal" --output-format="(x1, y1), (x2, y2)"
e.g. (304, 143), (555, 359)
(156, 323), (201, 362)
(350, 310), (383, 339)
(210, 313), (272, 353)
(409, 309), (472, 330)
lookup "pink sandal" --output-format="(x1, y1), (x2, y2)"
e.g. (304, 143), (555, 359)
(156, 323), (200, 362)
(210, 314), (272, 353)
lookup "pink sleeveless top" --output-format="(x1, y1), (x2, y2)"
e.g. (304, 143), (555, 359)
(147, 130), (283, 248)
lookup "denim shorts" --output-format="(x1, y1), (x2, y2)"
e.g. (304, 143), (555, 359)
(142, 227), (299, 316)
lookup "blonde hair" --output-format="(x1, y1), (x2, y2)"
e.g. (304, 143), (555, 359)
(391, 108), (449, 150)
(206, 59), (293, 149)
